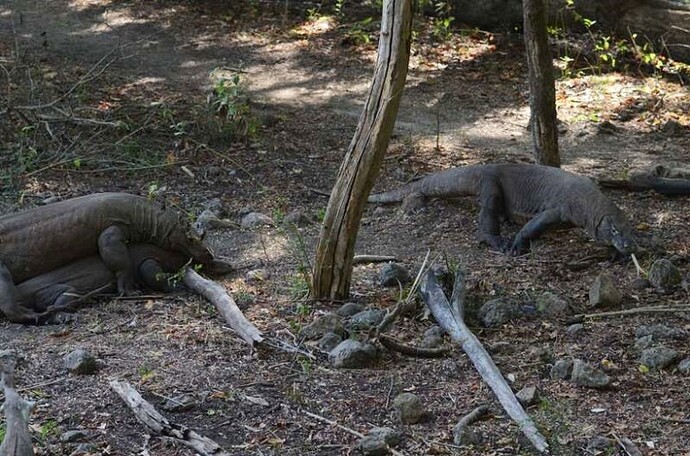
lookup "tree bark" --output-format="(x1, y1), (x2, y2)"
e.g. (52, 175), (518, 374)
(311, 0), (413, 301)
(523, 0), (560, 167)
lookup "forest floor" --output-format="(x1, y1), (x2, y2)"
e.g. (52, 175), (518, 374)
(1, 1), (689, 455)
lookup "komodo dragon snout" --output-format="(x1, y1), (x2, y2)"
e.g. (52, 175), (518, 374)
(596, 216), (637, 255)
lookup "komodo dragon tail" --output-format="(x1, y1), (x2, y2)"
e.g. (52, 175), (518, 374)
(368, 166), (484, 203)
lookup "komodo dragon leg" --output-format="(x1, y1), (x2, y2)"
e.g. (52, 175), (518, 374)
(509, 208), (565, 255)
(0, 262), (42, 323)
(137, 259), (183, 292)
(477, 181), (510, 251)
(98, 225), (137, 294)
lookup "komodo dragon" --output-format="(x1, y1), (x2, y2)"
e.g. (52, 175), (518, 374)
(0, 244), (187, 323)
(0, 192), (227, 296)
(368, 164), (637, 255)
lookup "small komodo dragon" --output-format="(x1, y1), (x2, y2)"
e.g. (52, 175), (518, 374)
(368, 164), (637, 255)
(0, 192), (229, 297)
(0, 244), (187, 323)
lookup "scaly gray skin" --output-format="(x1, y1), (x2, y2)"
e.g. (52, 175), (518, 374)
(1, 244), (187, 324)
(0, 193), (215, 294)
(369, 164), (637, 255)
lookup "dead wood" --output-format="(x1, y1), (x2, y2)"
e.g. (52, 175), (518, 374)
(569, 305), (690, 323)
(352, 255), (398, 264)
(420, 270), (549, 453)
(182, 267), (263, 346)
(453, 404), (490, 445)
(109, 380), (229, 456)
(378, 334), (450, 358)
(0, 352), (35, 456)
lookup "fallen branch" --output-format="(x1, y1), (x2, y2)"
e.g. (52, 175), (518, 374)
(453, 404), (490, 445)
(110, 380), (228, 456)
(421, 270), (549, 453)
(1, 351), (35, 456)
(569, 305), (690, 323)
(378, 334), (449, 358)
(183, 268), (263, 346)
(352, 255), (398, 264)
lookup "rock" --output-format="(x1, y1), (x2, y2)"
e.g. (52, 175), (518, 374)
(299, 313), (346, 340)
(162, 394), (195, 412)
(346, 309), (386, 331)
(421, 326), (444, 348)
(588, 273), (622, 307)
(337, 302), (365, 317)
(368, 427), (401, 447)
(379, 263), (412, 287)
(240, 212), (273, 228)
(63, 349), (99, 375)
(317, 332), (343, 353)
(619, 437), (644, 456)
(358, 436), (391, 455)
(452, 421), (482, 446)
(193, 209), (236, 234)
(392, 393), (426, 424)
(635, 324), (687, 341)
(639, 346), (678, 369)
(571, 359), (611, 388)
(597, 120), (619, 134)
(566, 323), (584, 336)
(534, 292), (570, 316)
(245, 268), (270, 284)
(401, 193), (426, 213)
(478, 298), (520, 327)
(631, 277), (651, 290)
(586, 435), (615, 453)
(678, 358), (690, 374)
(515, 386), (539, 406)
(633, 335), (655, 352)
(60, 430), (91, 443)
(550, 359), (574, 380)
(648, 259), (682, 293)
(329, 340), (378, 369)
(283, 209), (313, 226)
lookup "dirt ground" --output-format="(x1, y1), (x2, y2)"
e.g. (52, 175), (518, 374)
(1, 1), (689, 455)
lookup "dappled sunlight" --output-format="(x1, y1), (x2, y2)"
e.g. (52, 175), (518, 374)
(291, 15), (337, 37)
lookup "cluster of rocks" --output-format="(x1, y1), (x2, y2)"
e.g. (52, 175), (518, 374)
(550, 358), (612, 389)
(633, 324), (689, 372)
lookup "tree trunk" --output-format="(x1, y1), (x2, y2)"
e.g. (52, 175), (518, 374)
(311, 0), (413, 301)
(523, 0), (561, 167)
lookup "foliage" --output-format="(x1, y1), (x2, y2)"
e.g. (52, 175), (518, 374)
(208, 70), (259, 139)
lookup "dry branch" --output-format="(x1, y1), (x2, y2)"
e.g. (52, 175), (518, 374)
(421, 270), (549, 453)
(0, 352), (35, 456)
(352, 255), (398, 264)
(110, 381), (229, 456)
(379, 334), (449, 358)
(183, 268), (263, 346)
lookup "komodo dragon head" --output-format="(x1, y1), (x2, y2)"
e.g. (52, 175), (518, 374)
(596, 216), (637, 255)
(165, 214), (215, 266)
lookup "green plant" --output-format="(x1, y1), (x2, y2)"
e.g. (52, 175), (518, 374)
(209, 71), (259, 139)
(138, 365), (155, 382)
(315, 208), (326, 222)
(431, 1), (454, 41)
(288, 274), (310, 301)
(345, 17), (374, 45)
(299, 357), (313, 375)
(0, 424), (6, 442)
(333, 0), (346, 17)
(38, 419), (59, 442)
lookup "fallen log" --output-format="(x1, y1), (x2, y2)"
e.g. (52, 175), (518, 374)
(183, 268), (263, 346)
(0, 351), (35, 456)
(420, 270), (549, 453)
(110, 380), (229, 456)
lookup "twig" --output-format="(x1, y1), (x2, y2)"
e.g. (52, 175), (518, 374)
(631, 253), (646, 277)
(453, 404), (490, 445)
(352, 254), (398, 264)
(379, 334), (449, 358)
(572, 305), (690, 321)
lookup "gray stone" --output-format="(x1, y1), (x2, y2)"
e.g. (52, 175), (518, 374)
(245, 268), (270, 284)
(63, 349), (99, 375)
(283, 209), (313, 226)
(516, 386), (539, 406)
(358, 436), (391, 455)
(60, 430), (91, 443)
(401, 193), (426, 213)
(588, 273), (622, 307)
(452, 421), (482, 446)
(317, 332), (343, 353)
(240, 212), (273, 228)
(678, 358), (690, 374)
(347, 309), (386, 331)
(633, 335), (655, 352)
(586, 435), (615, 452)
(299, 313), (346, 340)
(329, 339), (378, 369)
(566, 323), (584, 336)
(421, 326), (445, 349)
(336, 302), (365, 317)
(550, 359), (574, 380)
(392, 393), (426, 424)
(368, 427), (401, 447)
(162, 394), (195, 412)
(534, 292), (570, 316)
(639, 346), (679, 369)
(632, 277), (651, 290)
(379, 263), (412, 287)
(478, 298), (520, 327)
(635, 324), (687, 341)
(571, 359), (611, 388)
(648, 259), (682, 293)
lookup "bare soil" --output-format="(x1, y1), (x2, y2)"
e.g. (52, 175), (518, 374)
(1, 1), (689, 455)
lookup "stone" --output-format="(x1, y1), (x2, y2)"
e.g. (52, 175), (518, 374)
(633, 335), (655, 352)
(336, 302), (365, 317)
(478, 298), (520, 327)
(588, 273), (622, 307)
(534, 292), (570, 316)
(586, 435), (615, 453)
(639, 346), (678, 369)
(317, 332), (343, 353)
(678, 358), (690, 374)
(635, 324), (687, 341)
(368, 427), (401, 447)
(283, 209), (313, 226)
(346, 309), (386, 331)
(566, 323), (584, 336)
(392, 393), (426, 424)
(240, 212), (273, 228)
(550, 359), (574, 380)
(245, 268), (270, 283)
(420, 326), (444, 348)
(329, 339), (378, 369)
(631, 277), (651, 290)
(63, 349), (99, 375)
(570, 359), (611, 388)
(515, 386), (539, 406)
(379, 263), (412, 287)
(648, 259), (682, 293)
(299, 313), (346, 340)
(358, 436), (391, 455)
(60, 430), (91, 443)
(162, 394), (195, 412)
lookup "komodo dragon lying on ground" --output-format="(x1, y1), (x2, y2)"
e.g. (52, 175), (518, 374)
(0, 192), (230, 298)
(369, 164), (637, 255)
(0, 244), (187, 323)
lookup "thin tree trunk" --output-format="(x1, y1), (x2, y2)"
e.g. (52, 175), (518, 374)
(523, 0), (560, 167)
(311, 0), (413, 301)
